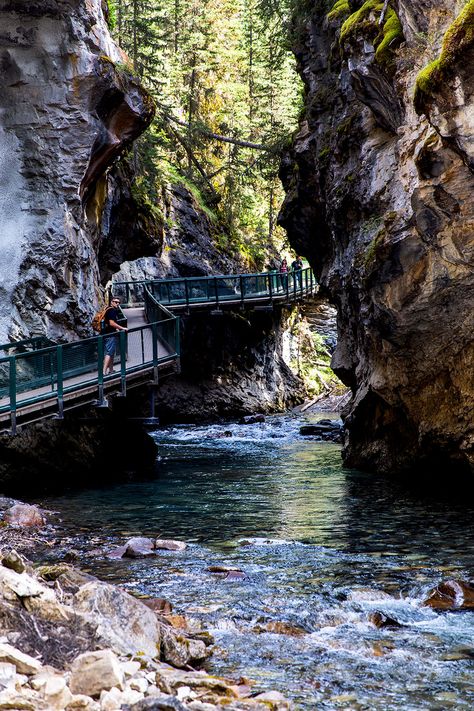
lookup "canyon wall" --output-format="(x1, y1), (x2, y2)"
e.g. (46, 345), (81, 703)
(0, 0), (155, 343)
(280, 0), (474, 474)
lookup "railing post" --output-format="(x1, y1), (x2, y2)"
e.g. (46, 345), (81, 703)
(286, 272), (290, 301)
(56, 345), (64, 419)
(152, 322), (159, 383)
(9, 357), (16, 435)
(119, 331), (127, 396)
(268, 272), (273, 301)
(310, 269), (314, 293)
(185, 279), (190, 309)
(97, 336), (105, 405)
(175, 315), (181, 373)
(214, 277), (219, 305)
(240, 276), (245, 308)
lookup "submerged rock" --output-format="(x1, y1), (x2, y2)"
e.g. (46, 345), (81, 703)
(368, 612), (403, 629)
(255, 621), (307, 637)
(124, 537), (155, 558)
(154, 539), (187, 552)
(423, 579), (474, 611)
(299, 421), (343, 442)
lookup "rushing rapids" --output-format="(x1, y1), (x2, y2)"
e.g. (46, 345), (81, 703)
(37, 415), (474, 710)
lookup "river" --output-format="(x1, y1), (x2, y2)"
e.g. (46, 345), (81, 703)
(40, 414), (474, 710)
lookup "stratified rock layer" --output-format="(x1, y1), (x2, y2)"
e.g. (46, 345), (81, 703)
(280, 0), (474, 474)
(0, 0), (154, 342)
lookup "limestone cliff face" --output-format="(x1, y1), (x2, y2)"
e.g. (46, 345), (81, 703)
(280, 0), (474, 474)
(0, 0), (154, 343)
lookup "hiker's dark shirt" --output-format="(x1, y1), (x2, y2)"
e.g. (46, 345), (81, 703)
(103, 307), (120, 335)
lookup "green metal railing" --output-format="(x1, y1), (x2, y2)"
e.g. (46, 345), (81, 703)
(0, 290), (180, 433)
(113, 266), (314, 308)
(0, 267), (314, 432)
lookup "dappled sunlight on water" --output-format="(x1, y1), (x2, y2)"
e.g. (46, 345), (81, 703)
(41, 414), (474, 710)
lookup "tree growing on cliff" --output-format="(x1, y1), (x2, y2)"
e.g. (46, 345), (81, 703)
(108, 0), (302, 268)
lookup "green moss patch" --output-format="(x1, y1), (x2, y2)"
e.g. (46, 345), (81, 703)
(338, 1), (403, 70)
(327, 0), (351, 22)
(375, 8), (403, 68)
(340, 0), (384, 44)
(414, 0), (474, 112)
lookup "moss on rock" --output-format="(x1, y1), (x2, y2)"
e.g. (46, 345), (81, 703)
(340, 0), (384, 44)
(375, 8), (403, 68)
(414, 0), (474, 113)
(327, 0), (351, 22)
(338, 1), (402, 70)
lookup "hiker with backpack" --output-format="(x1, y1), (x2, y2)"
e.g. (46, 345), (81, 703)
(102, 297), (128, 374)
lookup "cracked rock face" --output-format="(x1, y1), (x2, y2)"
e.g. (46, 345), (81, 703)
(0, 0), (154, 342)
(280, 0), (474, 475)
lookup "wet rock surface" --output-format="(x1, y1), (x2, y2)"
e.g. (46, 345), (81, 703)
(423, 579), (474, 611)
(299, 419), (343, 442)
(280, 0), (474, 475)
(0, 534), (292, 710)
(0, 0), (154, 343)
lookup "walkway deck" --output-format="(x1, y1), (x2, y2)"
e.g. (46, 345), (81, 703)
(0, 267), (316, 432)
(0, 308), (176, 432)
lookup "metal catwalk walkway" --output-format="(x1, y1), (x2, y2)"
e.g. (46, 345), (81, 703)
(0, 268), (315, 432)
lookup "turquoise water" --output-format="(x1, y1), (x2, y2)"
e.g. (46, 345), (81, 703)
(41, 415), (474, 709)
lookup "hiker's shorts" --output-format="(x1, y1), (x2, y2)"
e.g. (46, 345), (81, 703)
(104, 335), (117, 357)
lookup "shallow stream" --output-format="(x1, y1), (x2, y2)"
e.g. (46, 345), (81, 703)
(41, 415), (474, 710)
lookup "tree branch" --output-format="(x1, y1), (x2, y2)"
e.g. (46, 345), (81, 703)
(156, 101), (275, 152)
(379, 0), (390, 25)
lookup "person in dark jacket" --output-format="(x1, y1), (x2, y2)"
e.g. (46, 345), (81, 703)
(103, 297), (128, 374)
(291, 256), (303, 285)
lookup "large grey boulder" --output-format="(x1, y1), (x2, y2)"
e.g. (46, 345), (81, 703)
(74, 582), (161, 658)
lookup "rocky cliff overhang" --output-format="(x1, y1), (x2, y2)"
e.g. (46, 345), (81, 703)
(0, 0), (155, 342)
(280, 0), (474, 475)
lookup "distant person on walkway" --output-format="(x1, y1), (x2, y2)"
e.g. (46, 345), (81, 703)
(291, 256), (303, 286)
(103, 297), (128, 374)
(279, 258), (288, 290)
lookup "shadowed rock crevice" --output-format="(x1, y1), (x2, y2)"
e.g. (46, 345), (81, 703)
(80, 58), (155, 204)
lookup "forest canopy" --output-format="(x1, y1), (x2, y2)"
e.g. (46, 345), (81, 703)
(108, 0), (303, 268)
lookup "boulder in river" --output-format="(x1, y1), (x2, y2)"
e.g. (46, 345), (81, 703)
(154, 539), (187, 552)
(206, 565), (247, 581)
(239, 414), (265, 424)
(368, 612), (403, 629)
(124, 537), (156, 558)
(143, 598), (173, 615)
(3, 504), (45, 528)
(299, 421), (343, 442)
(423, 579), (474, 611)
